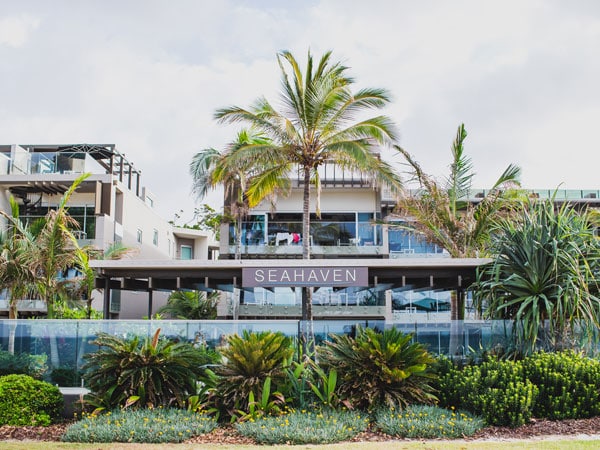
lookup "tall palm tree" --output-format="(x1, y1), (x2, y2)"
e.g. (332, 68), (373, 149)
(394, 124), (522, 259)
(190, 128), (273, 259)
(214, 50), (403, 329)
(393, 124), (521, 355)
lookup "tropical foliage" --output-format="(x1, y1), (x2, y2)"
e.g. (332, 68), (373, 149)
(214, 330), (293, 416)
(212, 49), (404, 325)
(158, 290), (218, 320)
(475, 199), (600, 355)
(393, 123), (521, 259)
(317, 326), (437, 411)
(82, 329), (215, 410)
(190, 128), (272, 259)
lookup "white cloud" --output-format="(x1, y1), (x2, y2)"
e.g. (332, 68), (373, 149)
(0, 15), (40, 47)
(1, 0), (599, 221)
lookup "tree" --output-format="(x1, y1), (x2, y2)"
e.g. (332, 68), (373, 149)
(22, 174), (91, 319)
(475, 199), (600, 356)
(158, 290), (218, 320)
(190, 128), (272, 259)
(0, 197), (36, 321)
(393, 124), (521, 356)
(214, 50), (403, 334)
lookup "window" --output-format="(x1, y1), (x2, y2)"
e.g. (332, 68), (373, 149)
(136, 229), (143, 244)
(180, 245), (192, 260)
(153, 229), (158, 246)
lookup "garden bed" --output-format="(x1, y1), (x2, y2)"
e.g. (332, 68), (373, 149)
(2, 417), (600, 444)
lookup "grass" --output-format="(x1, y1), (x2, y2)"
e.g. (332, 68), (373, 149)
(2, 440), (600, 450)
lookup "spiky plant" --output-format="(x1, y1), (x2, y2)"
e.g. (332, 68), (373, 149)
(82, 329), (216, 410)
(214, 330), (293, 416)
(317, 326), (437, 411)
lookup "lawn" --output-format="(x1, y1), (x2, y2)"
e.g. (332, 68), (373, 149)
(2, 439), (600, 450)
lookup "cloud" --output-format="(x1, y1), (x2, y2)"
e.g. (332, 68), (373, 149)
(0, 15), (40, 48)
(1, 0), (599, 222)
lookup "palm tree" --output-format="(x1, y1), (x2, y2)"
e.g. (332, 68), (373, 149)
(0, 197), (36, 321)
(190, 128), (273, 259)
(475, 199), (600, 356)
(23, 173), (91, 319)
(393, 124), (521, 355)
(158, 290), (218, 320)
(214, 50), (403, 331)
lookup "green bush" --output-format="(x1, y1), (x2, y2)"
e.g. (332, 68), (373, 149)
(436, 357), (537, 427)
(375, 404), (485, 439)
(82, 329), (217, 410)
(0, 374), (63, 426)
(62, 408), (217, 443)
(0, 350), (47, 379)
(236, 409), (369, 444)
(522, 351), (600, 419)
(51, 366), (80, 386)
(317, 326), (437, 411)
(214, 330), (293, 417)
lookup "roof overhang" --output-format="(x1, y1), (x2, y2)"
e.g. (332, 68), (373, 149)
(91, 258), (492, 292)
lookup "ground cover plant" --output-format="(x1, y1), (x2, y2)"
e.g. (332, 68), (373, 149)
(235, 408), (369, 445)
(375, 404), (484, 439)
(62, 408), (217, 443)
(0, 374), (63, 426)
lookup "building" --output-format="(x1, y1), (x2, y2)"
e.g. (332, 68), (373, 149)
(0, 144), (217, 318)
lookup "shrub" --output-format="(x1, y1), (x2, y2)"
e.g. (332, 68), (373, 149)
(0, 374), (63, 426)
(62, 408), (217, 443)
(375, 404), (485, 439)
(51, 366), (80, 386)
(236, 409), (369, 444)
(437, 357), (537, 427)
(82, 329), (216, 410)
(522, 351), (600, 419)
(317, 326), (437, 411)
(214, 330), (293, 416)
(0, 350), (47, 379)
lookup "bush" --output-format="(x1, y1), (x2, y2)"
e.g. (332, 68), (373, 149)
(317, 326), (437, 411)
(375, 404), (485, 439)
(0, 374), (63, 426)
(82, 329), (217, 410)
(51, 366), (80, 386)
(437, 357), (537, 427)
(236, 409), (368, 444)
(522, 351), (600, 419)
(0, 350), (47, 379)
(215, 330), (293, 416)
(62, 408), (217, 443)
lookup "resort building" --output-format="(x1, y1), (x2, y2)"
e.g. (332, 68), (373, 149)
(0, 144), (217, 318)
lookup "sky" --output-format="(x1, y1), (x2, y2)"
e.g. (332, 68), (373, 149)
(1, 0), (599, 223)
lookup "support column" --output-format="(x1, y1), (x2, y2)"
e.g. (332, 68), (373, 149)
(148, 289), (153, 319)
(103, 278), (111, 319)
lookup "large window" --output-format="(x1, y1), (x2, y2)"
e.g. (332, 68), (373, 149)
(180, 245), (193, 260)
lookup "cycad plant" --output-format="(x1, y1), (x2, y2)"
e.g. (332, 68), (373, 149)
(317, 326), (437, 411)
(82, 329), (216, 410)
(214, 330), (293, 416)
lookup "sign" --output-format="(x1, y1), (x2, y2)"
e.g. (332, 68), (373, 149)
(242, 267), (368, 287)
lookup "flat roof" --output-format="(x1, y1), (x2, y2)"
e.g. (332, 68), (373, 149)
(91, 257), (492, 292)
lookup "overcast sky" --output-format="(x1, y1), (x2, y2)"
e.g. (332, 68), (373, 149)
(1, 1), (599, 222)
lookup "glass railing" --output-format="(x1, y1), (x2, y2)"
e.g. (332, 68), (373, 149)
(3, 318), (594, 386)
(0, 151), (107, 175)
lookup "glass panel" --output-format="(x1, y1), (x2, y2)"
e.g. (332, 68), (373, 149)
(180, 246), (192, 260)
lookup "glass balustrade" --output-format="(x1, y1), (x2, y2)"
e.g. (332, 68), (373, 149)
(1, 318), (595, 386)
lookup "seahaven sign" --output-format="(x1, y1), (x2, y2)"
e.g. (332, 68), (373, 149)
(242, 267), (368, 287)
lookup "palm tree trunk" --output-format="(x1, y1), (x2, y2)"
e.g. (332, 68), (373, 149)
(234, 217), (243, 260)
(301, 166), (313, 354)
(8, 300), (18, 355)
(449, 289), (465, 357)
